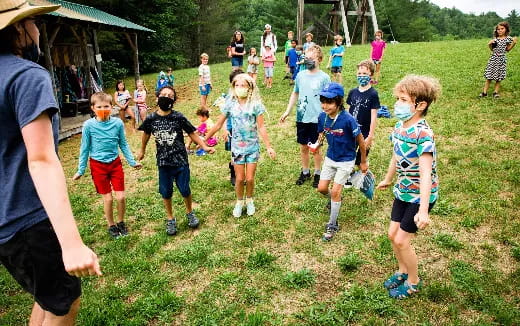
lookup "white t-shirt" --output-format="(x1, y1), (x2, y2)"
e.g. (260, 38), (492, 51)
(198, 64), (211, 86)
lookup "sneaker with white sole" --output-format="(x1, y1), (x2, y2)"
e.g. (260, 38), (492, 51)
(246, 200), (255, 216)
(233, 202), (243, 218)
(166, 219), (177, 236)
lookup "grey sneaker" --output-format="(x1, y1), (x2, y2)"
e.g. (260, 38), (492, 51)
(166, 219), (177, 236)
(116, 221), (128, 236)
(322, 223), (339, 241)
(246, 200), (255, 216)
(233, 202), (243, 218)
(186, 211), (200, 228)
(108, 225), (121, 239)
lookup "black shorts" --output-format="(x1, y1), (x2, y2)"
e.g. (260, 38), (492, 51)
(355, 147), (370, 165)
(391, 199), (435, 233)
(285, 55), (289, 65)
(0, 219), (81, 316)
(296, 122), (319, 145)
(331, 66), (342, 73)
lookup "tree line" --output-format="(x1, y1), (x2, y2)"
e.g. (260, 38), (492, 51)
(71, 0), (519, 78)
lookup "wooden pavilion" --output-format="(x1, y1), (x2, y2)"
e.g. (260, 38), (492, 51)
(28, 0), (154, 139)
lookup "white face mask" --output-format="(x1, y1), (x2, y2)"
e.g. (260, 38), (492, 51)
(235, 87), (249, 98)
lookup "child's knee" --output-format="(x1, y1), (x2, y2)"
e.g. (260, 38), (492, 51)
(114, 191), (125, 202)
(393, 236), (411, 250)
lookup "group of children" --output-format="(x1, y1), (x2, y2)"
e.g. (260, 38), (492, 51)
(113, 79), (148, 129)
(75, 21), (517, 301)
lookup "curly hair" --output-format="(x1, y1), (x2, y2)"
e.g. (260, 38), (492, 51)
(393, 75), (441, 116)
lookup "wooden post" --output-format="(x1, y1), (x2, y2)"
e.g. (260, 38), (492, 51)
(80, 28), (92, 98)
(297, 0), (304, 45)
(92, 29), (102, 84)
(125, 32), (140, 81)
(40, 22), (58, 100)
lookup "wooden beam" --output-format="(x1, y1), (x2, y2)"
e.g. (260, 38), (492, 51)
(340, 0), (351, 46)
(40, 22), (58, 101)
(92, 29), (102, 84)
(125, 33), (140, 81)
(125, 32), (137, 52)
(48, 25), (61, 47)
(367, 0), (379, 32)
(80, 28), (92, 98)
(297, 0), (304, 44)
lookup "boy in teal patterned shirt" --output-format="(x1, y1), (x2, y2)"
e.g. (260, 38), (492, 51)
(377, 75), (441, 299)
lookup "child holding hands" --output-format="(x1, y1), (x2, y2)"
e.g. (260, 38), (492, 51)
(206, 73), (276, 217)
(74, 92), (142, 238)
(376, 75), (441, 299)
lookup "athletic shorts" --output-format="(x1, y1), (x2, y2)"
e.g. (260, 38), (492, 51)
(296, 122), (319, 145)
(0, 219), (81, 316)
(264, 67), (274, 78)
(231, 57), (243, 68)
(331, 66), (342, 74)
(391, 198), (436, 233)
(320, 157), (355, 185)
(90, 157), (125, 194)
(158, 165), (191, 199)
(199, 84), (212, 96)
(232, 151), (260, 165)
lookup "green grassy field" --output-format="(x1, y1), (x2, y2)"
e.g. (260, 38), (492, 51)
(1, 39), (519, 325)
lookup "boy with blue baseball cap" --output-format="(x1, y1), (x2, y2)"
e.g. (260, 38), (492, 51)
(310, 82), (368, 241)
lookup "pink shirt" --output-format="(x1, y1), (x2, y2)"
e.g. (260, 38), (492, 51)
(371, 40), (386, 60)
(262, 49), (275, 68)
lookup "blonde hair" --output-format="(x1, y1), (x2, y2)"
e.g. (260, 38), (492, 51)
(90, 92), (112, 105)
(334, 34), (343, 41)
(305, 32), (313, 39)
(136, 79), (147, 93)
(230, 73), (262, 111)
(393, 75), (441, 114)
(200, 53), (209, 59)
(357, 59), (375, 75)
(306, 44), (324, 62)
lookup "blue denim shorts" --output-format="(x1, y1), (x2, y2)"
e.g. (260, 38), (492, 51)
(232, 151), (260, 165)
(199, 84), (212, 96)
(231, 57), (243, 67)
(158, 165), (191, 199)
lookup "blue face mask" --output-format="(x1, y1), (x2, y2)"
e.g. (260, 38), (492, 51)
(394, 102), (414, 121)
(357, 75), (371, 86)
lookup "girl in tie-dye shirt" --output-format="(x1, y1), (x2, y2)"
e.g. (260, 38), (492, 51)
(206, 74), (276, 218)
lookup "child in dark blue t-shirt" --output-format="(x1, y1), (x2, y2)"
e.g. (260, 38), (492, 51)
(309, 82), (367, 241)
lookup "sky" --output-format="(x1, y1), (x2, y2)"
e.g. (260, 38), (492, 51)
(428, 0), (519, 18)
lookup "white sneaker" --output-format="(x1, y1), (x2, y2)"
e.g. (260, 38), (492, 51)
(246, 200), (255, 216)
(233, 202), (243, 218)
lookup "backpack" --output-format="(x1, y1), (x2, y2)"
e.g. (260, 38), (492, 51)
(226, 46), (232, 58)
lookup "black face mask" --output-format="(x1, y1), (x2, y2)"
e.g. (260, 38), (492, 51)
(157, 96), (174, 111)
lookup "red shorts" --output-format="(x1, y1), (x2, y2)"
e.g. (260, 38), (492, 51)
(89, 157), (125, 194)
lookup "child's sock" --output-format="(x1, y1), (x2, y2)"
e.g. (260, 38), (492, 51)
(328, 201), (342, 226)
(302, 168), (310, 175)
(314, 169), (321, 176)
(246, 197), (254, 204)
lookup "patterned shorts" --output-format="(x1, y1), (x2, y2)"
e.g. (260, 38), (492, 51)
(232, 151), (260, 165)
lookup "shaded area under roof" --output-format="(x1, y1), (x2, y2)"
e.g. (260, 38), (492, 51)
(30, 0), (154, 32)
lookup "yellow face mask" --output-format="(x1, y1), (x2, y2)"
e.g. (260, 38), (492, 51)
(95, 109), (111, 120)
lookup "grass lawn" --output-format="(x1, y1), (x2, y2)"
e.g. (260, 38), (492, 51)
(1, 39), (519, 325)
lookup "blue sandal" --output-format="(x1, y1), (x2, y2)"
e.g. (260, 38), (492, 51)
(389, 280), (421, 299)
(383, 272), (408, 289)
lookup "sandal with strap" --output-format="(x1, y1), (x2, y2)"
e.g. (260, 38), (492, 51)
(383, 272), (408, 289)
(478, 92), (487, 98)
(389, 280), (421, 299)
(493, 92), (500, 99)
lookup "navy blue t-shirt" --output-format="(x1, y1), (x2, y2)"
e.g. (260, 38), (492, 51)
(317, 110), (360, 162)
(347, 87), (380, 138)
(0, 54), (59, 244)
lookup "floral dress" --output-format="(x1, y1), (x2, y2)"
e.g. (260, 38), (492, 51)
(484, 36), (513, 81)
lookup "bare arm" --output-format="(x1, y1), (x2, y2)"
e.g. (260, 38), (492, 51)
(205, 114), (227, 140)
(415, 153), (433, 229)
(21, 113), (101, 277)
(365, 109), (378, 148)
(355, 133), (368, 173)
(257, 114), (275, 159)
(137, 132), (151, 161)
(507, 37), (518, 51)
(377, 153), (397, 189)
(279, 91), (299, 123)
(188, 132), (215, 153)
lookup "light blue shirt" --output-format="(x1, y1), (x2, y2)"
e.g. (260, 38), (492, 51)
(77, 117), (137, 175)
(294, 70), (331, 123)
(330, 45), (344, 67)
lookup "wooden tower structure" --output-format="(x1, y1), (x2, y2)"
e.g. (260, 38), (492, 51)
(297, 0), (379, 46)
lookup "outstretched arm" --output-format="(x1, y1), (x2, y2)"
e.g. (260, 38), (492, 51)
(137, 132), (151, 161)
(257, 114), (275, 159)
(355, 133), (368, 173)
(22, 113), (101, 277)
(414, 153), (433, 229)
(279, 91), (298, 123)
(507, 37), (518, 51)
(205, 114), (227, 140)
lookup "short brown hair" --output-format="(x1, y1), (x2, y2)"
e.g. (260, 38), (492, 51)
(375, 30), (383, 37)
(393, 75), (441, 115)
(90, 92), (113, 106)
(334, 34), (343, 41)
(305, 32), (313, 39)
(357, 59), (375, 75)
